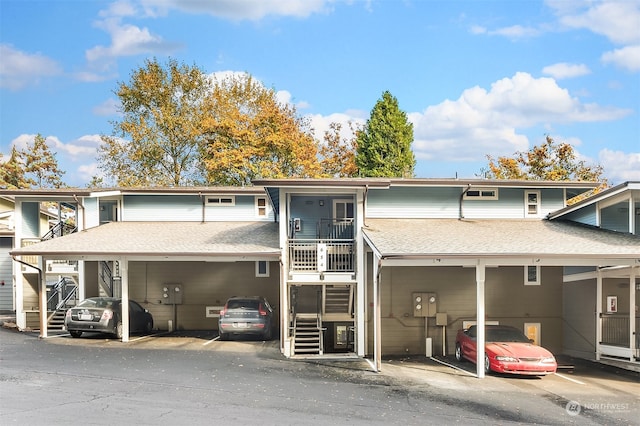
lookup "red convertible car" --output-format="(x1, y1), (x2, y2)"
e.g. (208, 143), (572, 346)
(455, 325), (557, 376)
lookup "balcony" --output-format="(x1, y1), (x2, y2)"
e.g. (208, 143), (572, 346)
(288, 219), (355, 273)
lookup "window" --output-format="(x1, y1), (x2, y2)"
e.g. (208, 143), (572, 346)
(463, 188), (498, 200)
(525, 190), (541, 217)
(525, 265), (540, 285)
(256, 197), (268, 217)
(256, 261), (269, 277)
(333, 199), (354, 219)
(206, 196), (235, 206)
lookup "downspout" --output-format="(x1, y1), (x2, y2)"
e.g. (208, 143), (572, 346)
(363, 185), (369, 227)
(199, 192), (205, 223)
(459, 185), (471, 220)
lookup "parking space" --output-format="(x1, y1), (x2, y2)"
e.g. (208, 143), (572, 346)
(380, 354), (639, 421)
(45, 329), (281, 354)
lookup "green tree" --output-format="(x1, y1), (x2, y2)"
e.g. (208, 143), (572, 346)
(23, 134), (65, 188)
(0, 146), (32, 189)
(99, 58), (211, 186)
(355, 91), (415, 177)
(201, 73), (322, 186)
(319, 122), (359, 178)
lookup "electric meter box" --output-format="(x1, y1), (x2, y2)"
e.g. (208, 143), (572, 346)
(162, 284), (183, 305)
(413, 292), (437, 317)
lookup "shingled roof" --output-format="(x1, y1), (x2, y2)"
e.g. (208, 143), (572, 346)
(11, 221), (280, 259)
(363, 218), (640, 260)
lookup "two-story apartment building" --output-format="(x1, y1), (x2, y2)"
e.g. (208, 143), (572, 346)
(5, 179), (639, 377)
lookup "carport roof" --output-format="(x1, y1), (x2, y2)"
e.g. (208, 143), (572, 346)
(11, 221), (280, 259)
(362, 218), (640, 261)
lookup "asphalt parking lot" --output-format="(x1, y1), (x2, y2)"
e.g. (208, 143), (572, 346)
(3, 319), (639, 424)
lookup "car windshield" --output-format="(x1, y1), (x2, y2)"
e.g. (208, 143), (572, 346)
(226, 299), (259, 310)
(77, 298), (115, 309)
(486, 327), (530, 343)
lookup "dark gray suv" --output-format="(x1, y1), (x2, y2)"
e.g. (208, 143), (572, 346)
(218, 296), (274, 340)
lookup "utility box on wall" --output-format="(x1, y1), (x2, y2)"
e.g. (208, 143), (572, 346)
(162, 284), (183, 304)
(413, 292), (437, 317)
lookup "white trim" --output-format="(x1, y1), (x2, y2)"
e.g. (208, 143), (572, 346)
(255, 196), (268, 217)
(255, 260), (269, 277)
(525, 190), (541, 218)
(463, 187), (498, 200)
(205, 195), (235, 206)
(525, 265), (541, 285)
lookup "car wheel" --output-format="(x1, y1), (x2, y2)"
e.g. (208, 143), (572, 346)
(145, 319), (153, 334)
(484, 353), (491, 374)
(70, 330), (82, 338)
(455, 343), (463, 362)
(115, 321), (123, 339)
(219, 331), (228, 341)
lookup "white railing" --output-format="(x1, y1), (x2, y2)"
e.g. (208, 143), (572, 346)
(288, 240), (354, 272)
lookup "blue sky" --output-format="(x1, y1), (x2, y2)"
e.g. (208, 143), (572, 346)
(1, 0), (639, 187)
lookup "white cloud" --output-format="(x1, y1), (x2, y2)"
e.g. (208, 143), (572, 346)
(598, 149), (640, 183)
(307, 112), (366, 142)
(489, 25), (540, 39)
(140, 0), (331, 21)
(93, 98), (121, 116)
(547, 0), (640, 74)
(407, 72), (631, 163)
(551, 0), (640, 45)
(542, 62), (591, 79)
(601, 45), (640, 72)
(81, 1), (181, 79)
(0, 44), (62, 91)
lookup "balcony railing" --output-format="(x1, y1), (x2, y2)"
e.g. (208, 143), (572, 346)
(601, 314), (639, 349)
(289, 240), (355, 273)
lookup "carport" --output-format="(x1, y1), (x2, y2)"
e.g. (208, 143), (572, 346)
(10, 221), (281, 344)
(363, 218), (640, 378)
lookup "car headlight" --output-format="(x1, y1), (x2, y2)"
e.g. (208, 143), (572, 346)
(541, 357), (556, 363)
(495, 356), (519, 362)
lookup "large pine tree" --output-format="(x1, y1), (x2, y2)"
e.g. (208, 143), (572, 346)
(355, 91), (415, 177)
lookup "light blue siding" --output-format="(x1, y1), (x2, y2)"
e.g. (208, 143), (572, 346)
(562, 205), (597, 226)
(0, 237), (13, 311)
(367, 187), (460, 218)
(20, 202), (40, 237)
(122, 195), (272, 222)
(84, 197), (100, 229)
(367, 186), (568, 219)
(601, 202), (630, 233)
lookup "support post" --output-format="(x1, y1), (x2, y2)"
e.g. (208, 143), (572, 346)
(476, 260), (486, 378)
(120, 259), (129, 342)
(39, 256), (47, 338)
(373, 255), (381, 372)
(596, 269), (602, 361)
(630, 268), (636, 362)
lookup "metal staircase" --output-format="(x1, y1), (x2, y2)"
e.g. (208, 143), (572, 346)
(293, 313), (323, 355)
(46, 277), (78, 330)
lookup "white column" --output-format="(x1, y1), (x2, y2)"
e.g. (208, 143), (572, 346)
(356, 190), (365, 357)
(630, 267), (636, 362)
(39, 256), (47, 338)
(280, 190), (290, 357)
(373, 255), (381, 372)
(120, 259), (129, 342)
(476, 260), (486, 378)
(596, 269), (602, 361)
(14, 200), (26, 329)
